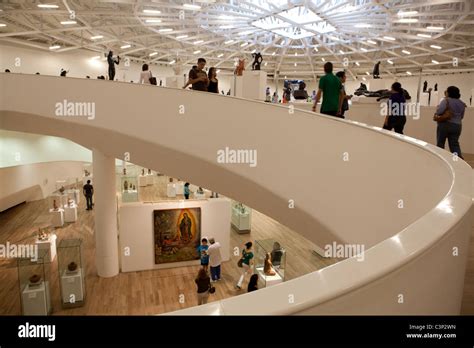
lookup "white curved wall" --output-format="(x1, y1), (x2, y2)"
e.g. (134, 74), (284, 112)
(0, 73), (471, 314)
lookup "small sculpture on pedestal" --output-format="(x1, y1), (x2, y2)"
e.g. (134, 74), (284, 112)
(124, 180), (128, 191)
(251, 52), (263, 71)
(141, 169), (145, 176)
(234, 59), (245, 76)
(59, 186), (65, 194)
(67, 262), (78, 273)
(264, 252), (276, 276)
(38, 228), (48, 241)
(29, 274), (41, 286)
(53, 200), (58, 211)
(197, 187), (204, 194)
(84, 169), (90, 177)
(123, 167), (127, 175)
(372, 61), (381, 79)
(434, 83), (438, 91)
(132, 184), (136, 190)
(68, 199), (74, 207)
(423, 81), (428, 93)
(148, 169), (151, 175)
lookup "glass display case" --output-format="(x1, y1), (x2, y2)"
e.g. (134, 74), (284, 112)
(18, 248), (52, 315)
(121, 176), (138, 203)
(231, 201), (252, 233)
(57, 238), (86, 308)
(254, 239), (286, 288)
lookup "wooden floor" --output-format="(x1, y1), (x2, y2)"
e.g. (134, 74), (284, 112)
(1, 155), (473, 315)
(0, 172), (338, 315)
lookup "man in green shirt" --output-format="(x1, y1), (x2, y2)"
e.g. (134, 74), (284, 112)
(312, 62), (344, 118)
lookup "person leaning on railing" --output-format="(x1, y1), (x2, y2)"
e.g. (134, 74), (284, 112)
(433, 86), (466, 160)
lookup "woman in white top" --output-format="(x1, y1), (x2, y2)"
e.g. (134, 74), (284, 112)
(139, 63), (152, 84)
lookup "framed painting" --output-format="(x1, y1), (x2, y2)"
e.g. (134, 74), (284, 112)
(153, 208), (201, 264)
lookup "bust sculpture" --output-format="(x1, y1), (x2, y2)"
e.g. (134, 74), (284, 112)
(434, 83), (438, 91)
(423, 80), (428, 93)
(234, 59), (245, 76)
(251, 52), (263, 71)
(264, 252), (276, 276)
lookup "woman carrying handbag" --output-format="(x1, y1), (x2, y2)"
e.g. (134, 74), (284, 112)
(236, 242), (254, 290)
(433, 86), (466, 159)
(195, 268), (212, 305)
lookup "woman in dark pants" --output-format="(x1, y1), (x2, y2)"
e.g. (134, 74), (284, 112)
(383, 82), (406, 134)
(434, 86), (466, 159)
(107, 51), (120, 81)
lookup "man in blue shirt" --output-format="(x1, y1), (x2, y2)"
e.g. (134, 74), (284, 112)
(197, 238), (209, 271)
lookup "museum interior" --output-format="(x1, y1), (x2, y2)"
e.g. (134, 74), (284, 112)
(0, 0), (473, 316)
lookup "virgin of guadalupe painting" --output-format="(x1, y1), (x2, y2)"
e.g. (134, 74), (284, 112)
(153, 208), (201, 264)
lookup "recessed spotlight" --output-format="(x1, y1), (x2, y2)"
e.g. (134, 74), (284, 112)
(49, 45), (60, 50)
(339, 50), (344, 54)
(398, 10), (418, 16)
(121, 44), (131, 49)
(0, 23), (6, 27)
(149, 52), (158, 57)
(251, 49), (256, 53)
(402, 50), (411, 54)
(365, 71), (370, 75)
(355, 61), (360, 66)
(321, 57), (325, 62)
(432, 60), (439, 64)
(159, 28), (173, 32)
(169, 60), (176, 65)
(417, 33), (431, 38)
(383, 36), (396, 41)
(294, 62), (297, 67)
(145, 19), (162, 23)
(367, 40), (377, 44)
(217, 53), (224, 58)
(143, 9), (161, 14)
(406, 71), (412, 75)
(387, 59), (394, 64)
(194, 40), (204, 44)
(430, 45), (442, 49)
(176, 35), (188, 39)
(361, 47), (367, 52)
(427, 26), (443, 31)
(60, 20), (76, 25)
(90, 35), (103, 40)
(225, 40), (234, 44)
(398, 18), (418, 23)
(183, 4), (201, 10)
(38, 4), (59, 8)
(194, 50), (201, 54)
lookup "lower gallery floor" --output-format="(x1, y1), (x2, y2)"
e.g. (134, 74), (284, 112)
(1, 155), (473, 315)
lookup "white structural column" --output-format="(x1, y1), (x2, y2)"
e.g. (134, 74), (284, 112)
(92, 149), (119, 277)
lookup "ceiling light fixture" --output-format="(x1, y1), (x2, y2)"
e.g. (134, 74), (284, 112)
(193, 50), (201, 54)
(145, 19), (162, 23)
(158, 28), (173, 32)
(383, 36), (396, 41)
(38, 4), (59, 8)
(427, 26), (443, 31)
(240, 42), (248, 47)
(183, 4), (201, 10)
(361, 47), (367, 52)
(294, 63), (297, 67)
(367, 40), (377, 44)
(149, 52), (158, 57)
(354, 23), (371, 28)
(90, 35), (103, 40)
(339, 50), (344, 54)
(398, 10), (418, 16)
(417, 33), (431, 38)
(272, 52), (276, 56)
(432, 60), (439, 64)
(225, 40), (234, 44)
(430, 44), (442, 49)
(49, 45), (60, 50)
(217, 53), (224, 58)
(193, 40), (204, 44)
(251, 49), (256, 53)
(176, 35), (188, 39)
(169, 60), (176, 64)
(362, 77), (366, 81)
(387, 59), (394, 64)
(264, 62), (267, 66)
(60, 20), (76, 25)
(365, 71), (370, 75)
(406, 71), (412, 75)
(314, 47), (318, 52)
(402, 49), (411, 54)
(143, 9), (161, 14)
(295, 52), (298, 56)
(397, 18), (418, 23)
(355, 61), (360, 66)
(321, 57), (325, 62)
(0, 23), (6, 27)
(121, 44), (131, 49)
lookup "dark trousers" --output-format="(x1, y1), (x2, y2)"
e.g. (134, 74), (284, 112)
(184, 194), (189, 200)
(85, 195), (93, 210)
(437, 122), (463, 159)
(108, 67), (115, 80)
(210, 265), (221, 281)
(383, 116), (406, 134)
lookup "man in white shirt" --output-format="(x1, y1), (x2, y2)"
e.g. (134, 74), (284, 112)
(207, 238), (222, 282)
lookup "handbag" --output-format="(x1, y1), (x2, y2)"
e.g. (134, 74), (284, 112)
(209, 285), (216, 294)
(434, 98), (452, 122)
(149, 71), (157, 85)
(237, 258), (243, 268)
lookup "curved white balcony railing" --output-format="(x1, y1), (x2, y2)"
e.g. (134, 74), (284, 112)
(0, 73), (472, 314)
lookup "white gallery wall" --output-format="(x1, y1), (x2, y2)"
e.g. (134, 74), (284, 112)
(118, 198), (231, 272)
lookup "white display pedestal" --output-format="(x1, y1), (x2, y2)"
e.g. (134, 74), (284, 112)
(21, 281), (51, 315)
(231, 207), (251, 233)
(146, 175), (154, 186)
(233, 75), (244, 98)
(368, 78), (387, 91)
(174, 182), (184, 195)
(52, 194), (67, 207)
(167, 183), (176, 198)
(194, 192), (206, 199)
(49, 208), (64, 227)
(122, 190), (138, 203)
(431, 91), (440, 106)
(165, 75), (186, 88)
(420, 92), (429, 106)
(242, 70), (267, 101)
(256, 267), (283, 287)
(63, 204), (78, 222)
(138, 175), (147, 187)
(65, 189), (80, 204)
(35, 234), (57, 262)
(61, 269), (85, 304)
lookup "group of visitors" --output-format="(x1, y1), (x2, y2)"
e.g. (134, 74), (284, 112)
(195, 237), (222, 305)
(182, 58), (219, 93)
(313, 61), (466, 159)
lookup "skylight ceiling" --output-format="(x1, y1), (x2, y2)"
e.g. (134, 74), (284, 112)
(0, 0), (473, 80)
